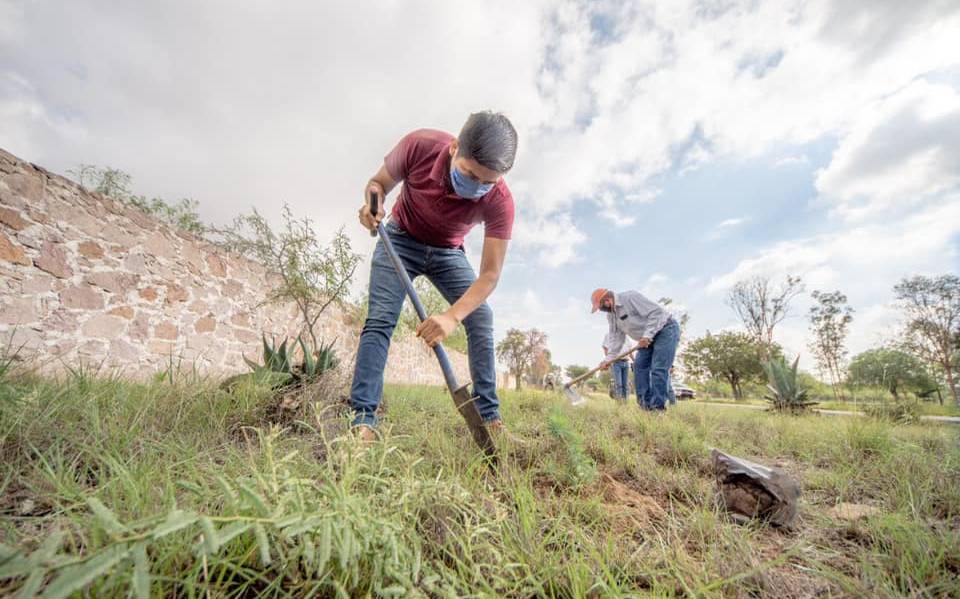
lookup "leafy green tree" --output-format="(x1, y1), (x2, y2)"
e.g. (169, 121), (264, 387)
(565, 365), (590, 381)
(683, 331), (779, 399)
(894, 274), (960, 405)
(217, 205), (361, 349)
(808, 290), (854, 400)
(495, 328), (548, 390)
(848, 348), (937, 400)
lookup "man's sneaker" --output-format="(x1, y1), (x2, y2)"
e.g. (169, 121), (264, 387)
(355, 424), (377, 444)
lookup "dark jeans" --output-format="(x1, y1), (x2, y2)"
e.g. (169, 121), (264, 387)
(633, 318), (680, 411)
(349, 221), (499, 427)
(611, 360), (630, 400)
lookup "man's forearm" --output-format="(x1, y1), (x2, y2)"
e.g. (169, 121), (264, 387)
(447, 272), (498, 323)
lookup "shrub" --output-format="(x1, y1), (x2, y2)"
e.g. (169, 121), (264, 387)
(863, 400), (921, 424)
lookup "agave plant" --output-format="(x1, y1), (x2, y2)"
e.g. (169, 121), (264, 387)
(295, 335), (338, 381)
(762, 355), (818, 414)
(222, 335), (338, 391)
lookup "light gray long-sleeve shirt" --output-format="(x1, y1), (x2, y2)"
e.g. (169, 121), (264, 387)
(602, 290), (673, 361)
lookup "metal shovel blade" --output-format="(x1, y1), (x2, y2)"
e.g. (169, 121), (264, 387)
(563, 384), (587, 406)
(451, 384), (495, 456)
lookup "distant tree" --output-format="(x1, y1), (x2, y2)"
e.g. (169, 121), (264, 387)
(808, 290), (854, 400)
(848, 348), (937, 400)
(565, 364), (591, 381)
(68, 164), (207, 235)
(496, 328), (548, 390)
(684, 331), (779, 399)
(726, 275), (804, 355)
(529, 347), (553, 386)
(217, 205), (361, 349)
(894, 274), (960, 405)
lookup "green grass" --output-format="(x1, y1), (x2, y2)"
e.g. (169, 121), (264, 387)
(1, 369), (959, 597)
(694, 395), (960, 418)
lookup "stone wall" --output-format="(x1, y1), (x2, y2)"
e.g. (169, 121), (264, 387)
(0, 147), (470, 386)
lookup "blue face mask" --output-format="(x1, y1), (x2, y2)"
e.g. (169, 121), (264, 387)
(450, 162), (495, 200)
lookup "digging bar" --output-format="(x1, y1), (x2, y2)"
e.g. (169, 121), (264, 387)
(368, 191), (495, 456)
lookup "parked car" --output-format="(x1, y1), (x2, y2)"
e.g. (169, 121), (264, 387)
(673, 383), (696, 400)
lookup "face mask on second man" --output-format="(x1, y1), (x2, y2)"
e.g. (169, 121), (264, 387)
(451, 163), (494, 200)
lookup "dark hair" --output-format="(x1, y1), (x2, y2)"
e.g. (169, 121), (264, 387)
(457, 111), (518, 173)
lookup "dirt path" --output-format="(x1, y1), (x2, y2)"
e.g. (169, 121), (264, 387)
(694, 401), (960, 424)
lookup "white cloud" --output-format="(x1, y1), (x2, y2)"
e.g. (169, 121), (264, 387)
(706, 216), (749, 240)
(510, 213), (587, 268)
(815, 80), (960, 220)
(642, 272), (670, 297)
(717, 217), (746, 229)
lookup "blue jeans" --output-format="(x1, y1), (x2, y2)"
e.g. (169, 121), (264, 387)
(350, 222), (499, 427)
(611, 360), (630, 400)
(633, 319), (680, 411)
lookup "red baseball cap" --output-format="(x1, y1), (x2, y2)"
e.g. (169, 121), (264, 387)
(590, 288), (608, 313)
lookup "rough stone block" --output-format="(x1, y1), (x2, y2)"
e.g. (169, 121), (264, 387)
(205, 253), (227, 277)
(0, 297), (37, 325)
(121, 253), (147, 274)
(164, 283), (188, 304)
(0, 206), (30, 230)
(78, 241), (104, 259)
(5, 171), (44, 203)
(107, 306), (135, 319)
(138, 286), (159, 302)
(233, 328), (259, 343)
(155, 321), (178, 340)
(109, 338), (139, 361)
(0, 232), (30, 265)
(21, 273), (55, 294)
(35, 242), (72, 278)
(60, 285), (104, 309)
(195, 316), (216, 333)
(87, 271), (138, 293)
(143, 232), (175, 259)
(147, 339), (175, 355)
(16, 231), (44, 250)
(187, 299), (209, 314)
(128, 313), (150, 342)
(81, 314), (126, 339)
(222, 278), (244, 296)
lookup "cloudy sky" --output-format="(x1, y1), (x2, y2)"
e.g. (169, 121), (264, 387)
(2, 0), (959, 374)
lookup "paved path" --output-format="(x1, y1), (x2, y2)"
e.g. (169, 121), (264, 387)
(695, 401), (960, 424)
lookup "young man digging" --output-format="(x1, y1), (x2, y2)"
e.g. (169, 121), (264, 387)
(352, 112), (517, 443)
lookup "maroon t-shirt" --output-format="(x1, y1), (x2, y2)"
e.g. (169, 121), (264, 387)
(384, 129), (514, 248)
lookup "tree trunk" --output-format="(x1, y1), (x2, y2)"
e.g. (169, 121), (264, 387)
(727, 374), (742, 400)
(944, 363), (959, 407)
(514, 371), (522, 391)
